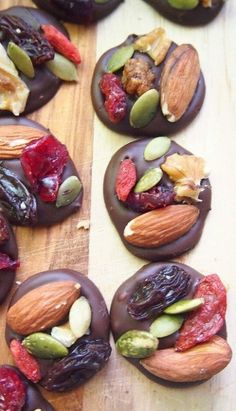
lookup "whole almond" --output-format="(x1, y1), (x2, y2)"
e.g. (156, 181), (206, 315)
(160, 44), (200, 122)
(7, 281), (81, 335)
(0, 125), (46, 158)
(124, 204), (199, 248)
(140, 336), (232, 382)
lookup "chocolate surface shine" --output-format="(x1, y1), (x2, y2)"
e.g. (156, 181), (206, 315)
(91, 36), (205, 138)
(0, 7), (68, 116)
(104, 138), (211, 261)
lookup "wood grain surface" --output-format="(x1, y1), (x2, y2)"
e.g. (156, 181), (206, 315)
(0, 1), (236, 411)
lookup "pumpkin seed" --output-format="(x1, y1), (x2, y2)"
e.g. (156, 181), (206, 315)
(107, 45), (134, 73)
(164, 298), (205, 314)
(167, 0), (199, 10)
(150, 314), (184, 338)
(7, 42), (35, 79)
(134, 167), (163, 193)
(130, 89), (159, 128)
(95, 0), (110, 3)
(144, 136), (171, 161)
(22, 332), (68, 359)
(56, 176), (82, 208)
(46, 53), (78, 81)
(116, 330), (158, 358)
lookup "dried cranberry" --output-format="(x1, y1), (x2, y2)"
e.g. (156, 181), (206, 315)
(0, 216), (9, 245)
(0, 253), (19, 270)
(100, 73), (127, 123)
(0, 366), (26, 411)
(10, 340), (41, 383)
(125, 185), (175, 212)
(20, 135), (69, 203)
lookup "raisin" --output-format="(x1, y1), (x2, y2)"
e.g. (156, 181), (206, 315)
(0, 253), (19, 270)
(125, 184), (175, 212)
(0, 15), (54, 65)
(115, 158), (137, 202)
(175, 274), (227, 352)
(0, 366), (26, 411)
(10, 340), (41, 383)
(0, 215), (9, 244)
(51, 0), (93, 24)
(41, 338), (111, 392)
(20, 135), (69, 203)
(100, 73), (127, 123)
(127, 265), (191, 321)
(0, 164), (37, 226)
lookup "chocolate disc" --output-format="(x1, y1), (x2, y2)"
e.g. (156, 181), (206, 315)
(145, 0), (225, 26)
(0, 117), (83, 226)
(104, 138), (211, 260)
(0, 7), (68, 116)
(32, 0), (124, 24)
(91, 33), (205, 138)
(111, 262), (228, 387)
(6, 269), (111, 392)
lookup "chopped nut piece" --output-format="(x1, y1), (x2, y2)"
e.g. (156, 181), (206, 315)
(201, 0), (212, 7)
(77, 219), (90, 230)
(134, 28), (171, 66)
(121, 58), (155, 97)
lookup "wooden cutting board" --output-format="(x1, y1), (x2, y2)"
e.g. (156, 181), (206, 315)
(0, 1), (236, 410)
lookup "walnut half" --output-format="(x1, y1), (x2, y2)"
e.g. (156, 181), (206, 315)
(121, 58), (155, 97)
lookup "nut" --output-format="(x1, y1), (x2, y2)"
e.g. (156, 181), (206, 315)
(140, 335), (232, 382)
(121, 58), (155, 97)
(124, 204), (199, 248)
(134, 27), (171, 66)
(160, 44), (200, 122)
(7, 281), (81, 335)
(116, 330), (158, 358)
(22, 332), (69, 359)
(201, 0), (212, 7)
(0, 125), (46, 158)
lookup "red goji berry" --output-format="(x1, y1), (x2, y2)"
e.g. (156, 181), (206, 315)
(0, 366), (26, 411)
(115, 158), (137, 202)
(100, 73), (127, 123)
(41, 24), (81, 64)
(10, 340), (41, 383)
(175, 274), (226, 352)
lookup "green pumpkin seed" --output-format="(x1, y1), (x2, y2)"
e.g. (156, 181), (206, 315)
(144, 136), (171, 161)
(7, 42), (35, 79)
(107, 45), (134, 73)
(22, 333), (68, 359)
(46, 53), (78, 81)
(134, 167), (163, 193)
(164, 298), (205, 314)
(95, 0), (110, 3)
(150, 314), (184, 338)
(56, 176), (82, 208)
(130, 89), (159, 128)
(116, 330), (158, 358)
(167, 0), (199, 10)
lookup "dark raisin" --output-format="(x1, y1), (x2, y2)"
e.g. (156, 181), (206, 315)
(0, 15), (54, 65)
(0, 215), (9, 244)
(125, 184), (175, 212)
(41, 338), (111, 392)
(100, 73), (127, 123)
(52, 0), (93, 24)
(127, 265), (191, 320)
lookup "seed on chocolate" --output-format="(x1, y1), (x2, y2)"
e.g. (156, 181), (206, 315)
(116, 330), (158, 358)
(144, 136), (171, 161)
(134, 168), (163, 193)
(7, 42), (35, 79)
(130, 89), (159, 128)
(22, 332), (68, 359)
(46, 53), (78, 81)
(164, 297), (204, 314)
(167, 0), (199, 9)
(150, 314), (184, 338)
(107, 45), (134, 73)
(56, 176), (82, 208)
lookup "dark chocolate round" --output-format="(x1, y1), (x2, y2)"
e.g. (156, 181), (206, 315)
(110, 262), (227, 387)
(6, 269), (111, 391)
(0, 365), (54, 411)
(104, 138), (211, 261)
(91, 36), (205, 138)
(145, 0), (225, 26)
(0, 117), (83, 226)
(32, 0), (124, 24)
(0, 7), (68, 116)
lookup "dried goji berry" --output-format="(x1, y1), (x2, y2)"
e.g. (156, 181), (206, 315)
(0, 253), (20, 270)
(10, 340), (41, 383)
(115, 158), (137, 202)
(100, 73), (127, 123)
(41, 24), (81, 64)
(0, 366), (26, 411)
(175, 274), (226, 352)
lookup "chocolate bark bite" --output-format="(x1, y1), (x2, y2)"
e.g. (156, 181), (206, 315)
(111, 262), (229, 387)
(6, 269), (111, 392)
(0, 117), (83, 226)
(32, 0), (123, 24)
(104, 138), (211, 261)
(145, 0), (225, 26)
(91, 28), (205, 138)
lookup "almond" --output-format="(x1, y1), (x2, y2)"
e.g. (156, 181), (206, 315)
(140, 336), (232, 382)
(160, 44), (200, 122)
(0, 125), (47, 158)
(124, 204), (199, 248)
(7, 281), (81, 335)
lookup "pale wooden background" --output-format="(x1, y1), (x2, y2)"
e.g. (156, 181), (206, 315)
(0, 1), (235, 410)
